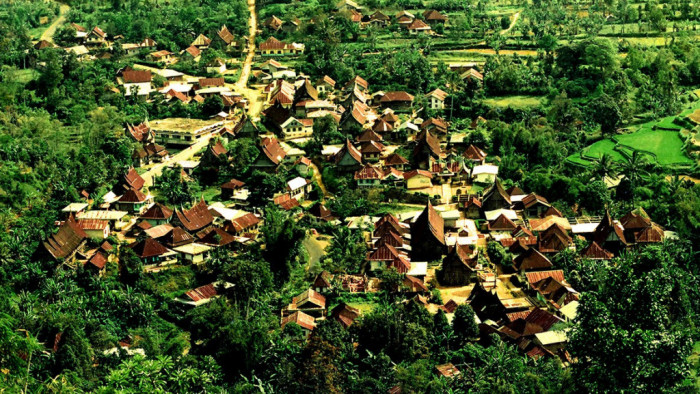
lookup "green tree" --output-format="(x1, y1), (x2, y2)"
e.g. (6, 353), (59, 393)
(452, 304), (478, 344)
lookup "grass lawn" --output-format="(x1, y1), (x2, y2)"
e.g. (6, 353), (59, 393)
(200, 186), (221, 203)
(482, 95), (544, 109)
(13, 69), (39, 83)
(615, 128), (693, 166)
(581, 139), (627, 162)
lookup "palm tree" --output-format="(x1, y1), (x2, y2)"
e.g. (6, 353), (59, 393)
(446, 71), (463, 121)
(617, 150), (649, 203)
(592, 153), (617, 180)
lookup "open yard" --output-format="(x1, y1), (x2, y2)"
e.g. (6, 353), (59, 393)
(615, 129), (692, 166)
(482, 95), (544, 109)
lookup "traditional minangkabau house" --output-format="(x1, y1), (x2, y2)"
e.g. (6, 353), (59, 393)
(120, 167), (146, 193)
(253, 137), (287, 170)
(463, 144), (487, 165)
(141, 203), (174, 226)
(221, 178), (246, 200)
(591, 210), (628, 254)
(410, 202), (446, 261)
(619, 208), (664, 246)
(40, 215), (88, 264)
(334, 138), (363, 170)
(413, 130), (444, 170)
(129, 237), (174, 267)
(224, 212), (261, 236)
(481, 178), (511, 212)
(537, 223), (573, 254)
(580, 241), (614, 260)
(172, 198), (214, 235)
(161, 227), (194, 249)
(439, 243), (480, 285)
(468, 282), (508, 324)
(513, 248), (553, 273)
(280, 311), (316, 333)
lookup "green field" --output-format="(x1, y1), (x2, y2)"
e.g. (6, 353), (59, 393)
(615, 129), (692, 166)
(482, 95), (543, 109)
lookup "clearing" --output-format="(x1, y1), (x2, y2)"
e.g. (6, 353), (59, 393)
(482, 95), (543, 109)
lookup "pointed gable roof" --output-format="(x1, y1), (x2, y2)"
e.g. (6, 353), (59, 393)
(260, 137), (287, 165)
(330, 303), (360, 328)
(191, 34), (211, 47)
(488, 213), (517, 231)
(175, 198), (213, 232)
(580, 241), (614, 260)
(412, 202), (445, 245)
(209, 140), (228, 159)
(384, 152), (409, 166)
(217, 25), (235, 44)
(335, 138), (362, 165)
(372, 119), (393, 133)
(199, 227), (236, 247)
(423, 9), (448, 21)
(482, 177), (511, 205)
(129, 237), (169, 258)
(357, 129), (383, 142)
(118, 188), (148, 203)
(414, 130), (443, 158)
(593, 210), (627, 246)
(513, 248), (552, 271)
(464, 144), (487, 161)
(43, 215), (87, 260)
(123, 167), (145, 191)
(162, 226), (194, 247)
(542, 206), (563, 218)
(407, 18), (430, 30)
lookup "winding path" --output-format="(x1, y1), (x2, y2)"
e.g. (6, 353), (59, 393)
(500, 11), (521, 36)
(40, 3), (70, 43)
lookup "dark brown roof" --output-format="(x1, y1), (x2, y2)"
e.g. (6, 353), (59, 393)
(421, 117), (447, 132)
(162, 227), (194, 247)
(221, 178), (245, 190)
(357, 129), (384, 142)
(198, 77), (225, 88)
(423, 9), (448, 21)
(118, 188), (148, 203)
(335, 139), (362, 165)
(123, 167), (145, 191)
(129, 238), (169, 258)
(372, 119), (393, 133)
(488, 214), (517, 231)
(260, 137), (287, 165)
(141, 203), (174, 220)
(43, 215), (87, 260)
(360, 141), (385, 154)
(414, 130), (443, 158)
(384, 152), (408, 166)
(580, 241), (613, 260)
(225, 213), (260, 233)
(412, 202), (445, 245)
(346, 75), (368, 90)
(542, 206), (563, 218)
(464, 144), (487, 161)
(198, 228), (236, 246)
(122, 70), (152, 83)
(379, 91), (414, 103)
(634, 224), (664, 243)
(593, 210), (627, 246)
(354, 163), (385, 180)
(330, 303), (360, 329)
(87, 251), (107, 269)
(175, 198), (213, 232)
(274, 194), (300, 210)
(209, 141), (228, 158)
(435, 363), (460, 378)
(127, 123), (151, 142)
(483, 177), (511, 205)
(259, 37), (296, 51)
(522, 193), (549, 209)
(407, 19), (430, 30)
(185, 45), (201, 58)
(35, 40), (53, 49)
(513, 248), (552, 271)
(186, 283), (218, 302)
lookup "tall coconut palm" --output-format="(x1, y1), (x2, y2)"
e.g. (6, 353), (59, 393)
(617, 150), (649, 203)
(592, 153), (617, 180)
(446, 71), (463, 121)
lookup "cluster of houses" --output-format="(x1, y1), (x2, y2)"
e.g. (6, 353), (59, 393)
(40, 166), (262, 274)
(334, 0), (448, 35)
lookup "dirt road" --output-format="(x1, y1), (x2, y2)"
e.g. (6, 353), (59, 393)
(500, 11), (521, 36)
(141, 134), (214, 187)
(236, 0), (257, 89)
(40, 3), (70, 43)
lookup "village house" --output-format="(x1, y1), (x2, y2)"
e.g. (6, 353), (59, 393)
(120, 69), (152, 98)
(427, 88), (448, 110)
(440, 244), (480, 285)
(384, 152), (409, 170)
(77, 219), (110, 239)
(215, 25), (237, 48)
(150, 118), (223, 146)
(40, 215), (87, 264)
(129, 237), (176, 267)
(406, 19), (432, 35)
(77, 210), (130, 231)
(141, 203), (174, 226)
(316, 75), (336, 94)
(182, 45), (202, 62)
(464, 144), (487, 164)
(411, 202), (446, 261)
(379, 91), (414, 111)
(85, 26), (107, 46)
(413, 130), (444, 169)
(280, 117), (314, 140)
(172, 198), (214, 234)
(284, 288), (327, 318)
(191, 34), (211, 49)
(334, 139), (363, 170)
(404, 170), (433, 190)
(252, 137), (287, 170)
(280, 311), (316, 334)
(263, 16), (284, 32)
(354, 163), (386, 188)
(287, 177), (313, 200)
(258, 37), (305, 56)
(148, 50), (176, 65)
(472, 164), (499, 184)
(395, 11), (415, 27)
(173, 242), (212, 265)
(224, 212), (261, 236)
(423, 10), (449, 25)
(360, 140), (385, 162)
